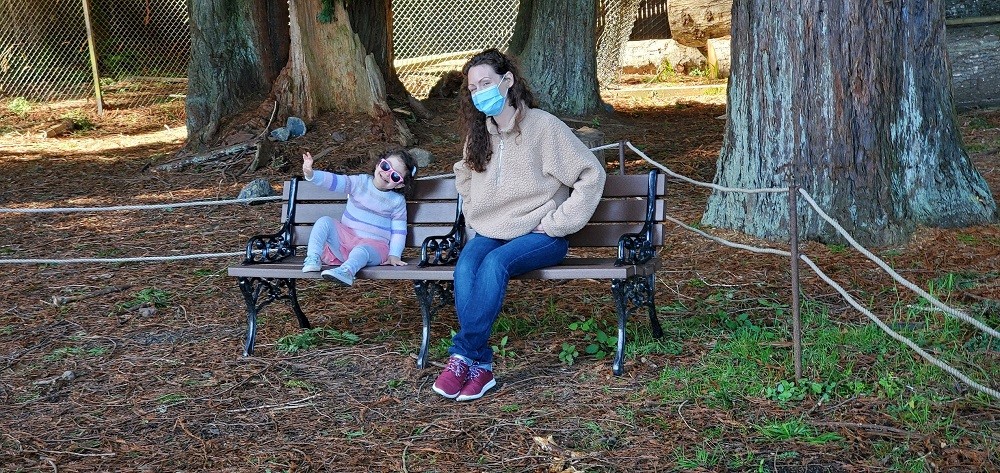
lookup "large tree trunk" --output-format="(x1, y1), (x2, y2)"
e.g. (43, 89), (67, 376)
(948, 24), (1000, 110)
(509, 0), (604, 117)
(280, 0), (412, 144)
(346, 0), (406, 98)
(702, 0), (996, 247)
(185, 0), (288, 151)
(945, 0), (1000, 17)
(667, 0), (733, 48)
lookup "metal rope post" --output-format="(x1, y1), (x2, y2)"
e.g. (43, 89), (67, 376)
(81, 0), (104, 115)
(788, 181), (802, 381)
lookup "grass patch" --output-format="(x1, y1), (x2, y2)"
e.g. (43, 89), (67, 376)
(275, 327), (360, 353)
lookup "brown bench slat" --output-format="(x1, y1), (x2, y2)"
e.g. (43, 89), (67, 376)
(286, 177), (460, 200)
(228, 257), (658, 281)
(289, 201), (460, 225)
(288, 199), (662, 228)
(291, 225), (462, 248)
(601, 173), (665, 197)
(567, 223), (664, 247)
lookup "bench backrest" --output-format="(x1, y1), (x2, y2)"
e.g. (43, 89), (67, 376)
(280, 172), (666, 250)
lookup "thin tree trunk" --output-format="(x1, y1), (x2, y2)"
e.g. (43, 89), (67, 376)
(510, 0), (604, 117)
(702, 0), (996, 246)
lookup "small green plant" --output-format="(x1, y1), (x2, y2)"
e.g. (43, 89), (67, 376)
(386, 378), (404, 389)
(60, 110), (95, 132)
(431, 330), (457, 359)
(674, 445), (720, 469)
(8, 97), (32, 117)
(491, 335), (516, 359)
(756, 419), (842, 444)
(765, 379), (836, 404)
(652, 60), (676, 82)
(45, 347), (85, 361)
(956, 233), (977, 244)
(285, 379), (316, 391)
(275, 327), (360, 353)
(118, 288), (172, 311)
(827, 243), (848, 253)
(317, 0), (335, 22)
(156, 393), (186, 405)
(967, 115), (993, 130)
(558, 342), (579, 365)
(568, 317), (616, 360)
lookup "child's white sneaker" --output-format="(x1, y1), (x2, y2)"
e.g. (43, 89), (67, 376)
(302, 255), (322, 272)
(321, 267), (354, 286)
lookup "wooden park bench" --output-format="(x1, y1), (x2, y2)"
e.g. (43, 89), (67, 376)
(227, 168), (666, 375)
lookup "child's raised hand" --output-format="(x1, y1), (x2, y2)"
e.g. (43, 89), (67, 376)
(302, 152), (315, 180)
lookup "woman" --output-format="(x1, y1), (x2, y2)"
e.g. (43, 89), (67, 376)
(432, 49), (607, 401)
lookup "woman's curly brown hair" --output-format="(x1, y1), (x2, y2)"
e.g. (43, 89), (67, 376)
(458, 49), (538, 172)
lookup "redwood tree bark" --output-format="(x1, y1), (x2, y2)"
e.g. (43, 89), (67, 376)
(185, 0), (287, 151)
(509, 0), (604, 117)
(702, 0), (996, 246)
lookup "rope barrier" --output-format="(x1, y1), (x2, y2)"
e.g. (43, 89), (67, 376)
(797, 188), (1000, 340)
(799, 254), (1000, 401)
(625, 141), (790, 194)
(663, 211), (1000, 401)
(0, 196), (283, 214)
(630, 141), (999, 399)
(1, 252), (243, 264)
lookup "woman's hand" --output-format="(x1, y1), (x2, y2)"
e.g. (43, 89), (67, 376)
(533, 223), (546, 233)
(302, 152), (315, 180)
(385, 255), (407, 266)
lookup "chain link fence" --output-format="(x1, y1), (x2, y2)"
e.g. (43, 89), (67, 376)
(4, 0), (669, 107)
(393, 0), (671, 99)
(0, 0), (188, 108)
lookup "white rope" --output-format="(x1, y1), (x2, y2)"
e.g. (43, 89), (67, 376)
(663, 214), (791, 258)
(799, 254), (1000, 401)
(0, 252), (242, 264)
(0, 196), (282, 214)
(664, 209), (1000, 401)
(798, 188), (1000, 340)
(625, 141), (790, 194)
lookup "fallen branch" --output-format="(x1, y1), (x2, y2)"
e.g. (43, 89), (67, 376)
(155, 142), (258, 172)
(51, 285), (131, 307)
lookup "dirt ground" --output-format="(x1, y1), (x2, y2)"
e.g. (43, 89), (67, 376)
(0, 85), (998, 472)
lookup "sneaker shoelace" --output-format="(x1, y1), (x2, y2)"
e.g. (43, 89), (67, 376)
(445, 358), (467, 377)
(466, 365), (485, 381)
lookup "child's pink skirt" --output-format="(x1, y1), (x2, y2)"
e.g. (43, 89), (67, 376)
(320, 221), (390, 265)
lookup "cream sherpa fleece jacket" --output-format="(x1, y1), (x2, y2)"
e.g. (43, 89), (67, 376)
(453, 107), (607, 240)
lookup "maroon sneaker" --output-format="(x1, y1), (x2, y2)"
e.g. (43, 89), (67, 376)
(456, 365), (496, 402)
(432, 356), (470, 399)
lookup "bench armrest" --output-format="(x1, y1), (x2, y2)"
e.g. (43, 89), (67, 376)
(419, 195), (466, 267)
(616, 169), (659, 266)
(242, 178), (298, 264)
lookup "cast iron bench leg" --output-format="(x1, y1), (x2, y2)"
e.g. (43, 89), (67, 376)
(611, 274), (658, 375)
(646, 274), (664, 338)
(286, 279), (311, 330)
(238, 277), (311, 356)
(413, 280), (454, 369)
(238, 277), (261, 356)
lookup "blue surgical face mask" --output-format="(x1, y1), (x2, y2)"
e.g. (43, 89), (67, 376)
(471, 75), (509, 116)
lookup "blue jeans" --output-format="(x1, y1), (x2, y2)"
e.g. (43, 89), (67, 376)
(450, 233), (569, 364)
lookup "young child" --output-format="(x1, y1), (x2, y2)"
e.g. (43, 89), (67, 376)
(300, 149), (418, 286)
